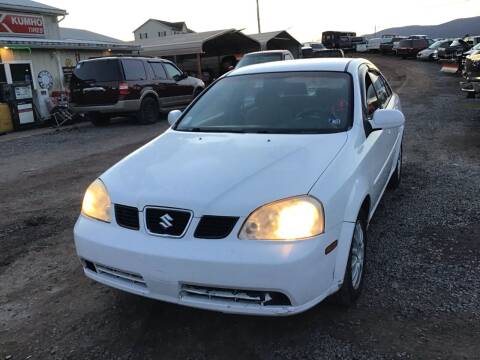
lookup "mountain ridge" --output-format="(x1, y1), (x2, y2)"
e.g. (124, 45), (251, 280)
(363, 16), (480, 39)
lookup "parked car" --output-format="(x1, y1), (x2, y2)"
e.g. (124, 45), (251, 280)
(70, 56), (205, 126)
(380, 37), (407, 54)
(464, 35), (480, 47)
(417, 40), (451, 61)
(437, 39), (471, 59)
(463, 43), (480, 57)
(408, 35), (430, 39)
(302, 43), (344, 58)
(366, 38), (383, 52)
(460, 53), (480, 98)
(235, 50), (294, 69)
(396, 39), (431, 59)
(74, 58), (405, 316)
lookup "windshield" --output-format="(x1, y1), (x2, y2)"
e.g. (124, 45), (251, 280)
(175, 72), (353, 134)
(473, 43), (480, 50)
(429, 40), (448, 49)
(236, 53), (283, 68)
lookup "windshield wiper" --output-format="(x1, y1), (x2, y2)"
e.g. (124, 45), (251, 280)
(181, 127), (246, 133)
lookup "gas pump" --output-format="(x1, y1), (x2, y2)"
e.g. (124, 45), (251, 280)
(0, 82), (37, 130)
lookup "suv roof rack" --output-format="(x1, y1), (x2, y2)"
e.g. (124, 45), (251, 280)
(86, 54), (162, 60)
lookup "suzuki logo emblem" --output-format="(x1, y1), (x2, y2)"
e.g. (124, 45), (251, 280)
(159, 214), (174, 229)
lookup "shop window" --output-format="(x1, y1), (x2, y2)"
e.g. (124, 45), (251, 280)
(10, 63), (32, 83)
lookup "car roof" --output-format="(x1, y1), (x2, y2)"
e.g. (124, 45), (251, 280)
(244, 50), (291, 56)
(228, 58), (366, 76)
(81, 56), (168, 63)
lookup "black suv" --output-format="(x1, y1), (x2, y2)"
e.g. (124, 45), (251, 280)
(70, 56), (205, 126)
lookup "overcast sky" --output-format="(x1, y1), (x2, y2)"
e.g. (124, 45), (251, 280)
(41, 0), (479, 42)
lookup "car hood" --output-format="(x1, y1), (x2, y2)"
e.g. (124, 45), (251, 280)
(419, 49), (434, 55)
(102, 130), (348, 216)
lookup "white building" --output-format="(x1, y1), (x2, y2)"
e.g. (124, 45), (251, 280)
(133, 19), (193, 43)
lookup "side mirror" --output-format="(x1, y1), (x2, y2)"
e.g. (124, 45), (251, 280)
(370, 109), (405, 130)
(168, 110), (182, 126)
(174, 72), (188, 81)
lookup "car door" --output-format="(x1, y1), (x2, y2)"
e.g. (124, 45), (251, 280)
(162, 62), (194, 106)
(121, 59), (149, 101)
(360, 66), (399, 208)
(148, 61), (175, 109)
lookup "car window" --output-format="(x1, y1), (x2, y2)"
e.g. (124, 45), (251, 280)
(369, 72), (390, 108)
(163, 63), (182, 79)
(176, 72), (353, 133)
(365, 73), (379, 117)
(284, 54), (293, 60)
(236, 53), (284, 68)
(122, 60), (146, 81)
(149, 62), (167, 80)
(73, 60), (121, 82)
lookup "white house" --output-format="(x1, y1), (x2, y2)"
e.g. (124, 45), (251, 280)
(133, 19), (193, 43)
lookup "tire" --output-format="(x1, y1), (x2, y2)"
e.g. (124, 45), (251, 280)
(89, 113), (110, 127)
(388, 145), (402, 190)
(334, 211), (367, 306)
(137, 97), (159, 125)
(466, 92), (475, 99)
(429, 54), (434, 61)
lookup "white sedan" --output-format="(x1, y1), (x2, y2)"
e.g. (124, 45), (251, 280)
(74, 58), (405, 316)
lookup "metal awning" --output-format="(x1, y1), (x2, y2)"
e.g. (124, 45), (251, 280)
(139, 29), (260, 57)
(248, 31), (301, 56)
(0, 36), (140, 51)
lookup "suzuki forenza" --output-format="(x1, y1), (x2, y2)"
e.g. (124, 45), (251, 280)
(74, 58), (405, 316)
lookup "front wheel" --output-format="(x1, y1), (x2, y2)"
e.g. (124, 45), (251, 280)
(334, 214), (367, 306)
(388, 145), (402, 190)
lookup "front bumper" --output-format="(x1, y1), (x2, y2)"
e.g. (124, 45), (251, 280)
(74, 215), (349, 316)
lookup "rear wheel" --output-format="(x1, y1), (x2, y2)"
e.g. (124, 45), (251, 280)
(334, 212), (367, 306)
(137, 97), (159, 125)
(388, 145), (402, 190)
(89, 113), (110, 127)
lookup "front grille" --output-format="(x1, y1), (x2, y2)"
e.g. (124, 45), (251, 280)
(84, 260), (146, 288)
(115, 204), (139, 230)
(145, 207), (192, 237)
(194, 216), (239, 239)
(181, 284), (291, 306)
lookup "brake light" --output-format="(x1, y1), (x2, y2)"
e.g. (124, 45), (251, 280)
(119, 82), (129, 95)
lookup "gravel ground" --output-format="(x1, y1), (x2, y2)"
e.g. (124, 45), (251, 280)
(0, 55), (479, 359)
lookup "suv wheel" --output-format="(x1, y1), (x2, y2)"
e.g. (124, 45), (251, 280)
(89, 113), (111, 127)
(334, 211), (367, 306)
(138, 97), (159, 125)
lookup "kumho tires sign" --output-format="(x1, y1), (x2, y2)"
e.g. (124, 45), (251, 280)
(0, 13), (45, 36)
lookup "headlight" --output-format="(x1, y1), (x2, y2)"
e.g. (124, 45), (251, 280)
(81, 179), (111, 222)
(239, 196), (324, 240)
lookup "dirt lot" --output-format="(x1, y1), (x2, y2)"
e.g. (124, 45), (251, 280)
(0, 55), (479, 360)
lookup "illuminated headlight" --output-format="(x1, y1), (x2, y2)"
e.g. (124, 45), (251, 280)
(81, 179), (111, 222)
(239, 196), (325, 240)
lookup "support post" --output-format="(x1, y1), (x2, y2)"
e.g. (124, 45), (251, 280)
(196, 53), (202, 78)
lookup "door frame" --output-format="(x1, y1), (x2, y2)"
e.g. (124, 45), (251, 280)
(2, 60), (37, 90)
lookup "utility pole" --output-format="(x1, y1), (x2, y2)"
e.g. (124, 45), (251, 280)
(256, 0), (261, 33)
